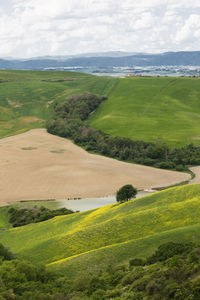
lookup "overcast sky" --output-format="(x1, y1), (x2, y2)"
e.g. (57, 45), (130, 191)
(0, 0), (200, 58)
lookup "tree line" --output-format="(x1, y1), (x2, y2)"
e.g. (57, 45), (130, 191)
(8, 206), (75, 227)
(1, 241), (200, 299)
(47, 93), (200, 172)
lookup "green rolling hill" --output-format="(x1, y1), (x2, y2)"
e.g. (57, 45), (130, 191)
(0, 70), (116, 138)
(1, 71), (200, 147)
(1, 71), (200, 279)
(2, 184), (200, 277)
(89, 77), (200, 147)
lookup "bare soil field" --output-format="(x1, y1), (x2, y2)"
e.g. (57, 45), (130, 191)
(0, 129), (190, 206)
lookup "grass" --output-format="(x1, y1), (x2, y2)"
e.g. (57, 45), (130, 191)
(2, 184), (200, 277)
(2, 72), (200, 147)
(0, 207), (10, 229)
(50, 149), (65, 154)
(49, 223), (200, 277)
(21, 147), (38, 150)
(0, 70), (116, 139)
(89, 77), (200, 147)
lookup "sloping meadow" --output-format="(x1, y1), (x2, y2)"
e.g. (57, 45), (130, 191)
(0, 70), (116, 138)
(89, 77), (200, 147)
(2, 184), (200, 277)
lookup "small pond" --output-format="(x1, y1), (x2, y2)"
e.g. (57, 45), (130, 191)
(55, 190), (155, 212)
(10, 191), (155, 212)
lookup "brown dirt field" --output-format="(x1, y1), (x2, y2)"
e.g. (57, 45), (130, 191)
(0, 129), (190, 206)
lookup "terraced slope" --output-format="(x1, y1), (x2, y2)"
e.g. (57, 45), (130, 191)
(2, 184), (200, 277)
(89, 77), (200, 147)
(0, 70), (116, 138)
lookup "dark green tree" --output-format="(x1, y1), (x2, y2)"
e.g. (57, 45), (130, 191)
(116, 184), (137, 203)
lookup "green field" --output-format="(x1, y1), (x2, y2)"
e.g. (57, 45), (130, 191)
(2, 184), (200, 277)
(89, 77), (200, 147)
(2, 71), (200, 147)
(0, 70), (116, 138)
(0, 207), (10, 229)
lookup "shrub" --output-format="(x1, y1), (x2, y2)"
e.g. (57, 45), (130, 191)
(147, 242), (193, 264)
(8, 206), (75, 227)
(0, 243), (15, 261)
(129, 258), (145, 267)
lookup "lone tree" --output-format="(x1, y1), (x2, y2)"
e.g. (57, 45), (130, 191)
(116, 184), (137, 203)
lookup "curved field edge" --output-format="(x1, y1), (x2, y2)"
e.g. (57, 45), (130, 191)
(0, 128), (191, 205)
(48, 223), (200, 277)
(0, 70), (117, 139)
(2, 184), (200, 268)
(89, 77), (200, 147)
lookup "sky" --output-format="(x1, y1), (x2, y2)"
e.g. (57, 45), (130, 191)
(0, 0), (200, 58)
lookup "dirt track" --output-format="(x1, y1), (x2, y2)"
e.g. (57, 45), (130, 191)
(0, 129), (190, 206)
(190, 166), (200, 184)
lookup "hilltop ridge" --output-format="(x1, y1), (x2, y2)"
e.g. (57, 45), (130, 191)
(1, 51), (200, 70)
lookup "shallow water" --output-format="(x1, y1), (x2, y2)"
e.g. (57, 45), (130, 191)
(55, 191), (154, 212)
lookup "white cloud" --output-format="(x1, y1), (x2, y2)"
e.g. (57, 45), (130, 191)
(0, 0), (199, 58)
(175, 14), (200, 44)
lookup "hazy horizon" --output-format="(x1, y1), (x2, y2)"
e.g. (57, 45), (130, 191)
(2, 50), (200, 60)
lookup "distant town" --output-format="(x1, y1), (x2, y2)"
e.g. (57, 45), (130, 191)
(44, 65), (200, 77)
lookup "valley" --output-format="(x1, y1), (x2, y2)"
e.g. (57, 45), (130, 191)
(1, 70), (200, 298)
(1, 1), (200, 298)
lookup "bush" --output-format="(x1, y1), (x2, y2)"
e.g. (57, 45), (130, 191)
(129, 258), (145, 267)
(8, 206), (75, 227)
(87, 276), (106, 295)
(0, 243), (15, 261)
(147, 242), (193, 264)
(91, 289), (106, 300)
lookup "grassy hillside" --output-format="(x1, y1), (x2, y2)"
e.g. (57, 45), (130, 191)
(2, 71), (200, 147)
(2, 184), (200, 277)
(89, 77), (200, 147)
(2, 72), (200, 146)
(0, 207), (10, 229)
(0, 70), (116, 138)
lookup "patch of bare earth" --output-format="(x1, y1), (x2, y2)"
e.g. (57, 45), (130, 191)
(19, 116), (43, 123)
(7, 99), (23, 108)
(0, 129), (190, 206)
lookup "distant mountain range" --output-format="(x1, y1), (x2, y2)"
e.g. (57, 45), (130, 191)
(0, 51), (200, 70)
